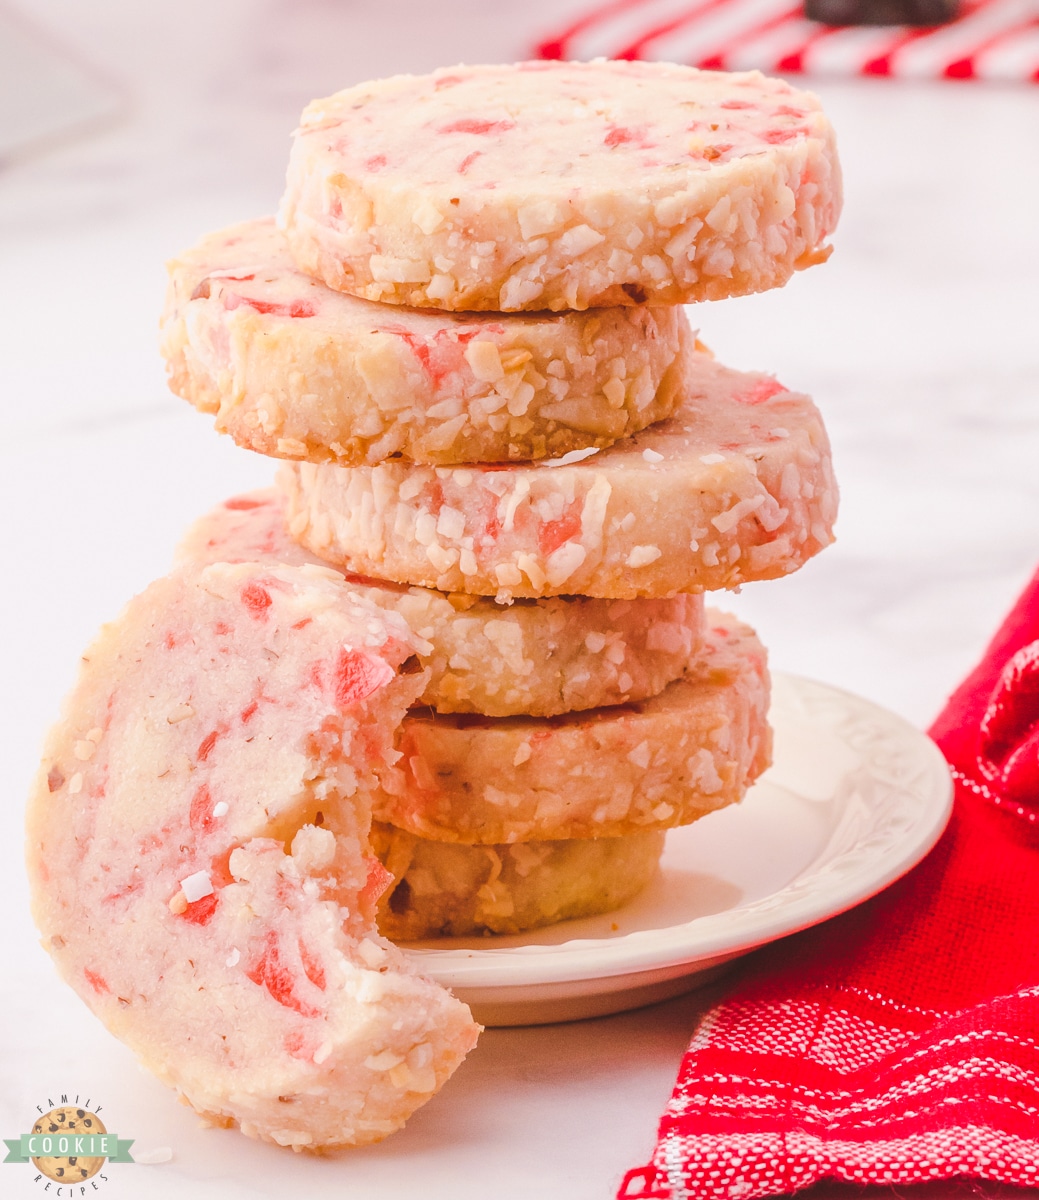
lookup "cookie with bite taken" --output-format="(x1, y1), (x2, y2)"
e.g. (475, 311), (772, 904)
(26, 562), (479, 1149)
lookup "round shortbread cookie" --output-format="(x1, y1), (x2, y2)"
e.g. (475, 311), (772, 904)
(373, 823), (665, 940)
(279, 350), (837, 600)
(279, 60), (841, 312)
(161, 218), (692, 465)
(26, 563), (478, 1150)
(179, 489), (705, 717)
(375, 611), (771, 844)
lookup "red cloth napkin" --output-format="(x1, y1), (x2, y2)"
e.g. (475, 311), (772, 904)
(620, 566), (1039, 1199)
(538, 0), (1039, 84)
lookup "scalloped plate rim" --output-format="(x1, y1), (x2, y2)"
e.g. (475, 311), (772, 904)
(402, 673), (954, 990)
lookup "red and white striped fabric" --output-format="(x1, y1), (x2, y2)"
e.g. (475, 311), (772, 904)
(538, 0), (1039, 82)
(618, 565), (1039, 1199)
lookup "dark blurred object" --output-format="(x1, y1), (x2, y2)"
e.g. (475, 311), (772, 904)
(805, 0), (959, 23)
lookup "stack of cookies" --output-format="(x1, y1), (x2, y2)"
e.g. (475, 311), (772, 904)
(161, 59), (841, 943)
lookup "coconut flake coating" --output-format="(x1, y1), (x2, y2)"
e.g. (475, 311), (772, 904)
(373, 823), (665, 940)
(179, 489), (705, 717)
(26, 563), (478, 1150)
(375, 611), (771, 844)
(279, 60), (841, 312)
(279, 350), (837, 600)
(161, 218), (691, 465)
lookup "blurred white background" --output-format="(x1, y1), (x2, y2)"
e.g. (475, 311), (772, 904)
(2, 2), (1038, 1197)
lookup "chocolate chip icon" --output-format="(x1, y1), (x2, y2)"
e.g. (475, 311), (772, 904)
(30, 1107), (106, 1183)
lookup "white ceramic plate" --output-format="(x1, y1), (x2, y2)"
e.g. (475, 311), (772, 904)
(403, 673), (954, 1026)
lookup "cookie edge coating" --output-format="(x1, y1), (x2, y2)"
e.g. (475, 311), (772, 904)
(374, 610), (773, 843)
(160, 219), (695, 465)
(279, 62), (842, 311)
(177, 488), (709, 716)
(276, 355), (839, 600)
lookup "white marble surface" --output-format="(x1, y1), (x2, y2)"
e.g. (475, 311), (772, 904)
(2, 2), (1038, 1198)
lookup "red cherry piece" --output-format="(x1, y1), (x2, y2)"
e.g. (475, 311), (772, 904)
(440, 118), (516, 135)
(223, 293), (316, 319)
(189, 784), (215, 832)
(196, 730), (221, 763)
(83, 968), (109, 994)
(736, 379), (787, 405)
(360, 857), (393, 911)
(224, 496), (265, 511)
(334, 648), (395, 708)
(537, 502), (582, 557)
(299, 940), (327, 991)
(240, 582), (273, 617)
(246, 934), (320, 1018)
(181, 893), (219, 926)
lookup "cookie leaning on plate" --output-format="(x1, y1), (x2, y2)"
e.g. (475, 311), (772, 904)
(279, 60), (841, 311)
(279, 349), (837, 599)
(161, 218), (693, 465)
(26, 562), (478, 1149)
(179, 489), (705, 717)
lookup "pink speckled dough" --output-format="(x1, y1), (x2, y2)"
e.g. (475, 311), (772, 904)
(278, 349), (838, 600)
(279, 61), (841, 311)
(161, 218), (691, 465)
(177, 489), (706, 717)
(26, 563), (478, 1149)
